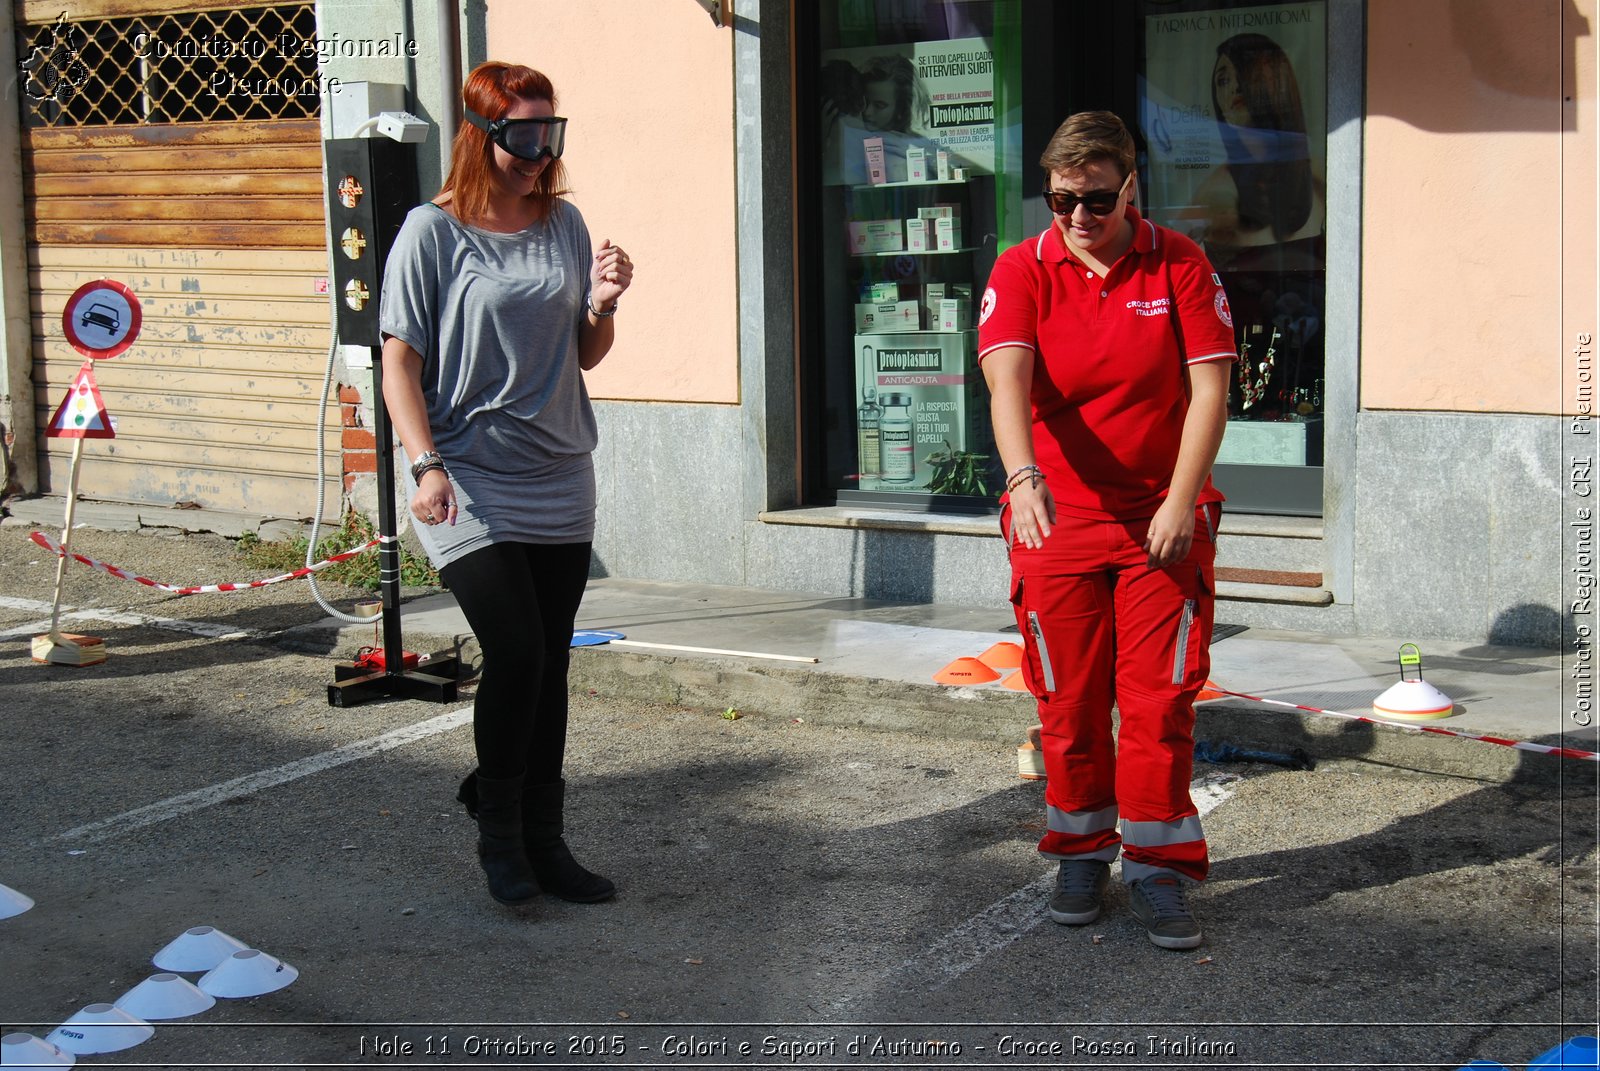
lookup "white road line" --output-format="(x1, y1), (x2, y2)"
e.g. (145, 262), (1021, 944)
(846, 772), (1245, 1007)
(52, 709), (473, 845)
(0, 594), (268, 642)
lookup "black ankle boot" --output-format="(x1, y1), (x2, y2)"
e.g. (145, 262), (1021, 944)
(472, 772), (539, 906)
(523, 779), (615, 902)
(457, 770), (481, 820)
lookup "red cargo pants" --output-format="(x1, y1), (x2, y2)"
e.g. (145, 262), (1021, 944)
(1006, 502), (1219, 883)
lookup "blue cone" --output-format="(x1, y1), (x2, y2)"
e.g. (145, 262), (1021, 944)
(1529, 1036), (1599, 1069)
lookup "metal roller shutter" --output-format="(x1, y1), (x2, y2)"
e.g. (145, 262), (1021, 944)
(17, 0), (336, 519)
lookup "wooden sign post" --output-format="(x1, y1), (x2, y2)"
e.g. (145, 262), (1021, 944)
(32, 280), (141, 667)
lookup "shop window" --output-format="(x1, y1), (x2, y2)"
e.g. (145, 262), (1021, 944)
(801, 1), (1018, 511)
(798, 0), (1329, 515)
(1138, 0), (1329, 510)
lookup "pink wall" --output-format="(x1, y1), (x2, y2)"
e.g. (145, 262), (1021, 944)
(1363, 0), (1594, 415)
(484, 1), (739, 404)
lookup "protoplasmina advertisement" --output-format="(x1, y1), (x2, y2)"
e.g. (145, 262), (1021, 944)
(854, 332), (981, 493)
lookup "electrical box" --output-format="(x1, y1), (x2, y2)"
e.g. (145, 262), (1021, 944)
(327, 81), (407, 139)
(323, 138), (419, 348)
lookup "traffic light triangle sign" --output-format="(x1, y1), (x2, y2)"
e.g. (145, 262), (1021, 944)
(47, 361), (115, 439)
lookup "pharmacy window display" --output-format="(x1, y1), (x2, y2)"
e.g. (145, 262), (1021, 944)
(813, 2), (1007, 505)
(1138, 1), (1329, 471)
(802, 0), (1332, 513)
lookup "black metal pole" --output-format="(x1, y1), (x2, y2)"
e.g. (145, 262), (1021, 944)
(368, 346), (406, 672)
(322, 135), (458, 706)
(325, 350), (459, 707)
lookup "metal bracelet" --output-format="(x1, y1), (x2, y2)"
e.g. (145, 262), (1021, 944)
(409, 451), (445, 483)
(586, 293), (618, 318)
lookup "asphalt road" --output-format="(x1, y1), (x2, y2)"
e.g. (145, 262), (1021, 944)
(0, 524), (1595, 1070)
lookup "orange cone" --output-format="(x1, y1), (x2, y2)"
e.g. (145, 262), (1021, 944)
(977, 641), (1024, 669)
(933, 657), (1001, 685)
(1002, 670), (1030, 691)
(1196, 679), (1226, 702)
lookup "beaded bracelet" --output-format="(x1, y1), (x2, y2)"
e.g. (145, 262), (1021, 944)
(1005, 465), (1045, 493)
(1006, 472), (1045, 494)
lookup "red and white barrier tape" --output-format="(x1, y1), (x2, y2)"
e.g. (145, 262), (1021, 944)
(1199, 683), (1599, 763)
(30, 530), (382, 596)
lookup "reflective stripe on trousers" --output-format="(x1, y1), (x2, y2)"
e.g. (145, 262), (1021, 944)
(1121, 815), (1208, 883)
(1042, 808), (1208, 881)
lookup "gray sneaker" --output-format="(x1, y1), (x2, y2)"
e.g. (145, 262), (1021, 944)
(1048, 860), (1109, 925)
(1128, 875), (1203, 949)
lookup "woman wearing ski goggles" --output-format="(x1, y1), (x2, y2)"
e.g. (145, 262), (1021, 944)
(464, 107), (568, 163)
(378, 61), (633, 913)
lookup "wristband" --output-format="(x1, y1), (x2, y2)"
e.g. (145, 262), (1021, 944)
(1006, 473), (1045, 493)
(1005, 465), (1045, 493)
(410, 451), (446, 483)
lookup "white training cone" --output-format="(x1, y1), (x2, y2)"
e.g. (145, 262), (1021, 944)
(114, 972), (215, 1020)
(1372, 643), (1454, 721)
(0, 882), (35, 920)
(45, 1004), (154, 1055)
(1, 1032), (76, 1067)
(197, 949), (298, 998)
(152, 925), (248, 972)
(1373, 678), (1455, 720)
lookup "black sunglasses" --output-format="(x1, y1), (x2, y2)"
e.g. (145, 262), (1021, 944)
(465, 107), (568, 163)
(1042, 172), (1132, 217)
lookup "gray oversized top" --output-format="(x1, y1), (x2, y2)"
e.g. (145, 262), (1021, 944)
(379, 199), (598, 568)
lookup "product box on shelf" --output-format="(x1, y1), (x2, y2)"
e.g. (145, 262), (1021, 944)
(863, 280), (912, 303)
(846, 219), (905, 255)
(906, 146), (926, 182)
(863, 136), (887, 185)
(854, 300), (922, 333)
(921, 281), (972, 322)
(906, 218), (929, 252)
(852, 330), (980, 491)
(936, 297), (971, 332)
(936, 149), (951, 181)
(916, 205), (963, 251)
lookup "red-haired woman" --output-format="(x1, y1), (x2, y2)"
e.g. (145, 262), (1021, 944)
(379, 61), (633, 907)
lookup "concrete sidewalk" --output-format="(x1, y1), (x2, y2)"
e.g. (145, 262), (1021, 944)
(292, 574), (1588, 785)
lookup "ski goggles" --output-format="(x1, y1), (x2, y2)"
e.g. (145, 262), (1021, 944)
(1042, 171), (1133, 217)
(465, 108), (567, 163)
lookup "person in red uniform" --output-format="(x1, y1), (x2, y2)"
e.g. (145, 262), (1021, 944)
(978, 111), (1236, 949)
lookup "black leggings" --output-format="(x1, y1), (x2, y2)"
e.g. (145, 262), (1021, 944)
(439, 541), (592, 782)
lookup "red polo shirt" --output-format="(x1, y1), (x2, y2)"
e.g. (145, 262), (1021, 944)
(978, 206), (1237, 521)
